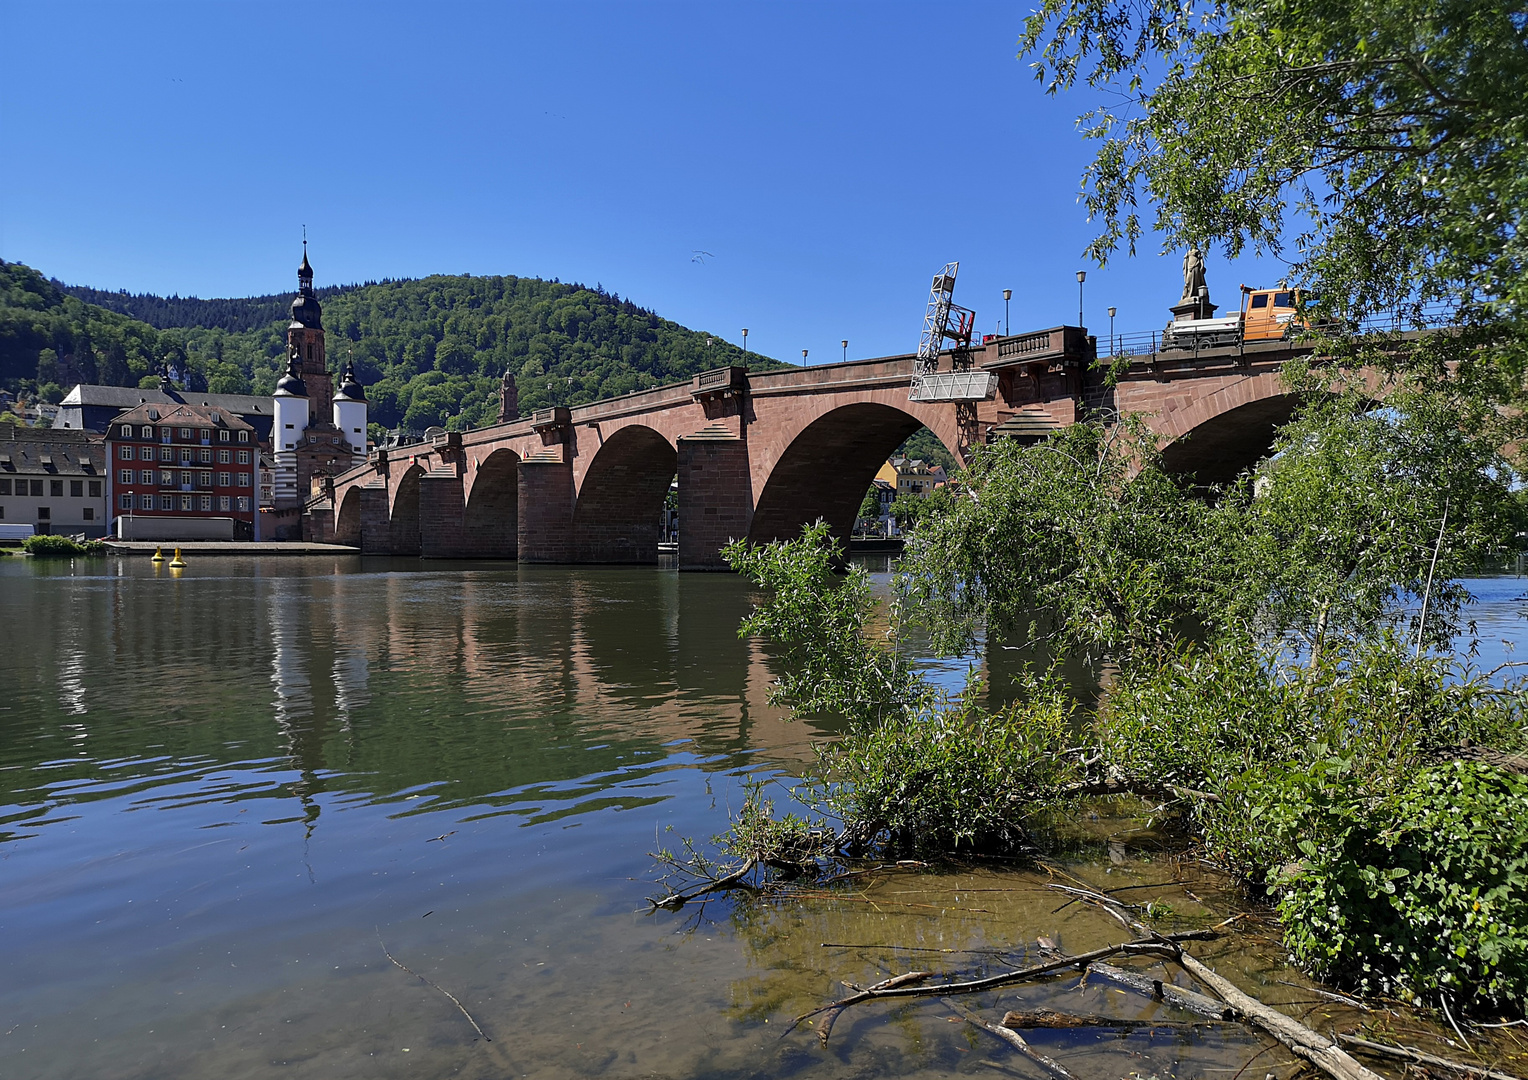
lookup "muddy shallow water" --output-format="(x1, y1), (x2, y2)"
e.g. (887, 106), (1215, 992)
(2, 557), (1523, 1079)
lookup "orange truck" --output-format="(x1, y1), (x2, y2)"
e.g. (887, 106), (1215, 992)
(1161, 286), (1304, 350)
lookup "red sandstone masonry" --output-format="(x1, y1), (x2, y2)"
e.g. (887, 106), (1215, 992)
(518, 459), (574, 563)
(678, 436), (753, 571)
(418, 472), (467, 558)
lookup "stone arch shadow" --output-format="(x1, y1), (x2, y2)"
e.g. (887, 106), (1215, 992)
(572, 425), (677, 563)
(465, 448), (520, 559)
(749, 402), (941, 548)
(334, 486), (363, 547)
(390, 464), (425, 555)
(1158, 393), (1307, 488)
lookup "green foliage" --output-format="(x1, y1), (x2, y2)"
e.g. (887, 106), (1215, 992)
(1019, 0), (1528, 398)
(887, 487), (955, 533)
(2, 261), (786, 430)
(857, 484), (882, 522)
(723, 522), (926, 723)
(820, 677), (1079, 856)
(898, 419), (1216, 660)
(894, 426), (956, 472)
(1270, 760), (1528, 1012)
(21, 535), (105, 557)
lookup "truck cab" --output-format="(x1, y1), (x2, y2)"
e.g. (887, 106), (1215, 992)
(1241, 287), (1301, 341)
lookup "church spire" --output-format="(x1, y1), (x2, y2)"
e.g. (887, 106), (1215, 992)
(298, 239), (314, 295)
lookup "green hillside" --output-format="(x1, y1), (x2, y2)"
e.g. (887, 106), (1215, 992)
(1, 260), (783, 432)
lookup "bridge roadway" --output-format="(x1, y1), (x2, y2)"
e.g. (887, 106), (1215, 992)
(312, 324), (1317, 568)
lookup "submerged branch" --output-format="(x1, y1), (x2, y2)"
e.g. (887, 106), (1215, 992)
(646, 858), (758, 910)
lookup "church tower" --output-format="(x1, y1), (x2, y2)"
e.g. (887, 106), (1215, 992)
(288, 245), (333, 423)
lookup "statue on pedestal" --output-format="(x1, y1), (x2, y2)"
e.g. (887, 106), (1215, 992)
(1182, 246), (1207, 301)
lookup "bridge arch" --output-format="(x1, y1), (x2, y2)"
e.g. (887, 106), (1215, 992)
(572, 425), (677, 563)
(749, 401), (933, 548)
(334, 486), (363, 547)
(389, 464), (425, 555)
(1157, 393), (1307, 487)
(464, 448), (520, 558)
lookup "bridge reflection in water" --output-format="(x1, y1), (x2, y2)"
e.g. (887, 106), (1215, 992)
(1, 556), (1279, 1080)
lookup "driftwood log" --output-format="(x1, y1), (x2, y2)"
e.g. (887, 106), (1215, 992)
(1086, 960), (1237, 1020)
(1337, 1033), (1527, 1080)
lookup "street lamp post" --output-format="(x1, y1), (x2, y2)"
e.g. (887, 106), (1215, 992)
(1003, 289), (1012, 336)
(741, 328), (748, 366)
(801, 349), (808, 365)
(841, 339), (848, 363)
(1108, 306), (1117, 357)
(1076, 271), (1086, 329)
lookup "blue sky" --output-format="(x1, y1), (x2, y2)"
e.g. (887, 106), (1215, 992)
(0, 1), (1276, 362)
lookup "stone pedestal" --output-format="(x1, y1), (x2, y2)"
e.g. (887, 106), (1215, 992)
(1171, 291), (1218, 322)
(517, 457), (574, 563)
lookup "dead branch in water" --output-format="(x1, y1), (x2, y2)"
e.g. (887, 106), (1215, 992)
(1086, 960), (1237, 1020)
(999, 1007), (1228, 1031)
(646, 858), (757, 910)
(815, 970), (932, 1045)
(944, 998), (1079, 1080)
(377, 929), (491, 1042)
(785, 929), (1217, 1040)
(1337, 1033), (1527, 1080)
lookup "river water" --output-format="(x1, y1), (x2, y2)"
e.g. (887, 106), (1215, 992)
(2, 557), (1523, 1080)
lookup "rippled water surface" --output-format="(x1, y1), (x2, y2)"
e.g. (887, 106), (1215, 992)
(2, 557), (1523, 1079)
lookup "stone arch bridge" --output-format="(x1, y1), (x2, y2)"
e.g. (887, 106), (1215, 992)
(309, 326), (1320, 569)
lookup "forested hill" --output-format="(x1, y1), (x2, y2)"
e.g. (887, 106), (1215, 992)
(1, 260), (783, 432)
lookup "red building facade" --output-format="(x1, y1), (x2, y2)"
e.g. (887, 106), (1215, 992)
(108, 403), (258, 533)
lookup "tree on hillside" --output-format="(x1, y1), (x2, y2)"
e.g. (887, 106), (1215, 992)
(1022, 0), (1527, 402)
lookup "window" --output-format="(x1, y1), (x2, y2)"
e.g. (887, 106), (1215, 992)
(284, 423), (294, 429)
(160, 470), (174, 486)
(218, 449), (230, 463)
(217, 471), (231, 487)
(120, 445), (134, 460)
(141, 425), (152, 438)
(236, 450), (251, 465)
(83, 508), (94, 521)
(70, 480), (83, 498)
(199, 448), (212, 463)
(120, 469), (133, 484)
(121, 494), (133, 510)
(159, 447), (172, 462)
(199, 471), (212, 487)
(89, 481), (100, 497)
(50, 480), (63, 497)
(0, 479), (10, 495)
(30, 479), (43, 496)
(199, 495), (212, 511)
(0, 506), (5, 518)
(180, 471), (192, 487)
(179, 427), (191, 439)
(141, 470), (153, 484)
(161, 428), (171, 443)
(160, 495), (174, 510)
(1250, 294), (1269, 309)
(180, 495), (192, 511)
(179, 449), (192, 465)
(236, 496), (249, 512)
(141, 494), (154, 510)
(120, 424), (133, 437)
(219, 429), (230, 442)
(219, 496), (230, 512)
(141, 447), (153, 461)
(1273, 291), (1295, 308)
(237, 472), (251, 487)
(201, 429), (211, 442)
(238, 431), (249, 443)
(37, 507), (50, 520)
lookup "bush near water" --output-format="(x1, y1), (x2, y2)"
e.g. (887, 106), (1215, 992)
(722, 388), (1528, 1016)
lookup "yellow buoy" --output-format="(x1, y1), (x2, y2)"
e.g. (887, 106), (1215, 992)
(168, 547), (186, 569)
(151, 546), (165, 562)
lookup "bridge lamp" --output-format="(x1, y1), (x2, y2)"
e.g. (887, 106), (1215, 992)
(741, 328), (748, 365)
(802, 349), (808, 365)
(841, 339), (848, 362)
(1076, 271), (1087, 329)
(1108, 306), (1117, 356)
(1003, 289), (1012, 336)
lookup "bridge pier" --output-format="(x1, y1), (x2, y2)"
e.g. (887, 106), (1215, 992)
(677, 433), (752, 571)
(518, 457), (574, 563)
(418, 471), (467, 558)
(357, 484), (393, 555)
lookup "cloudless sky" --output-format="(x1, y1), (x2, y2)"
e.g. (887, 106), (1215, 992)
(0, 1), (1278, 363)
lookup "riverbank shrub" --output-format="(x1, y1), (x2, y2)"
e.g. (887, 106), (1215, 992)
(21, 535), (105, 557)
(1268, 759), (1528, 1012)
